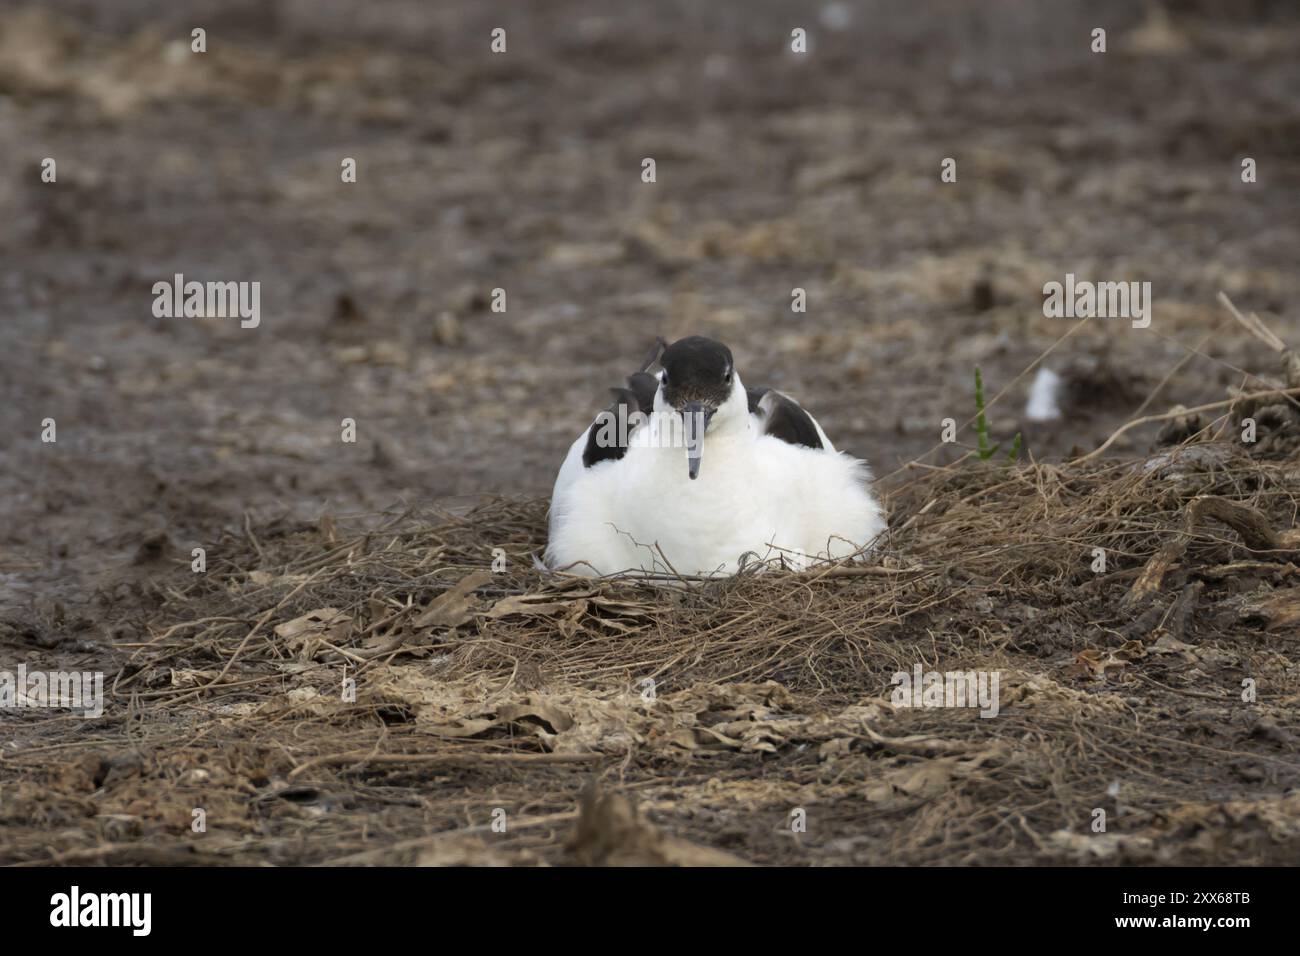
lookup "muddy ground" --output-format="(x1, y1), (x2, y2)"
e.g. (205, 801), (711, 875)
(1, 0), (1299, 865)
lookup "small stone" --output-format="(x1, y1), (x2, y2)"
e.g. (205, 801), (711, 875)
(433, 311), (462, 347)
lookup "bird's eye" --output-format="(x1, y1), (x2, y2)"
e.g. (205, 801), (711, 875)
(725, 371), (733, 385)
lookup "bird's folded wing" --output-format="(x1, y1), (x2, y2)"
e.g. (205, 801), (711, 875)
(581, 371), (660, 467)
(746, 386), (825, 449)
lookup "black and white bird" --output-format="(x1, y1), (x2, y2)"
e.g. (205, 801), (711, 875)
(545, 336), (886, 576)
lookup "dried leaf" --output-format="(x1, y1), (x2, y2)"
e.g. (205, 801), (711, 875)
(487, 593), (583, 618)
(413, 570), (492, 629)
(274, 607), (352, 641)
(274, 608), (353, 660)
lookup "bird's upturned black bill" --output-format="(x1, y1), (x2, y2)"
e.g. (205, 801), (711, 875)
(682, 403), (714, 480)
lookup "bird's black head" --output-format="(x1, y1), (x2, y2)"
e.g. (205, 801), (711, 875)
(660, 336), (734, 411)
(658, 336), (736, 480)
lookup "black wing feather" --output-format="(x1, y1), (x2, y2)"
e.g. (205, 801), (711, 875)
(748, 386), (824, 450)
(582, 372), (659, 467)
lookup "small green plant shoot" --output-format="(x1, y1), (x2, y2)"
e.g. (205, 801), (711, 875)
(974, 366), (1021, 461)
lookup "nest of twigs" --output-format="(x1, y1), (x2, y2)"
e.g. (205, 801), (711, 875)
(4, 429), (1299, 866)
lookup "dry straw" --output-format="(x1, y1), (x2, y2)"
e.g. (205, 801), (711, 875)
(5, 297), (1300, 865)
